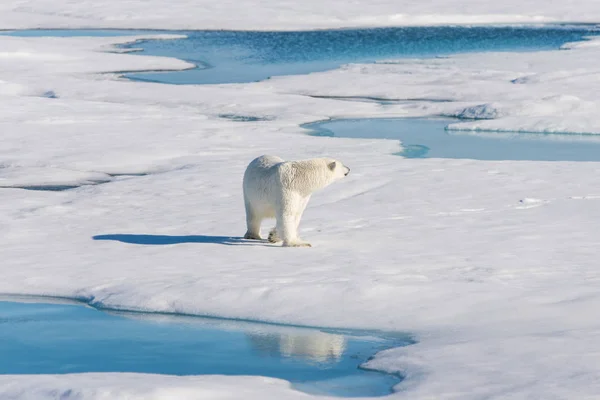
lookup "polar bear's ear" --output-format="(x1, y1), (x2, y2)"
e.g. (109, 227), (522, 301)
(328, 161), (337, 171)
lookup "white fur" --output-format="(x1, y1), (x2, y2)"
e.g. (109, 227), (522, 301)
(243, 155), (350, 247)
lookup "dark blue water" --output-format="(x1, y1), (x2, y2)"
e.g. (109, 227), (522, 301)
(3, 26), (598, 84)
(123, 26), (600, 84)
(0, 300), (411, 397)
(306, 118), (600, 161)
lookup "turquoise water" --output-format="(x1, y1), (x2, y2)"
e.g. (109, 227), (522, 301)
(305, 118), (600, 161)
(3, 26), (598, 85)
(0, 300), (411, 397)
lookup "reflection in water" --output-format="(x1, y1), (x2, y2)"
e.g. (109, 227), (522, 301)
(247, 331), (346, 363)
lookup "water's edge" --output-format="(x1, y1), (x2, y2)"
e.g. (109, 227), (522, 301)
(0, 293), (414, 341)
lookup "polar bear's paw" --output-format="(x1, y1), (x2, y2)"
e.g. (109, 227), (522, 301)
(268, 228), (281, 243)
(283, 240), (312, 248)
(244, 231), (262, 240)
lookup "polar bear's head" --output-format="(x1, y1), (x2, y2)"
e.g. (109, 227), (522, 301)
(282, 157), (350, 194)
(327, 159), (351, 181)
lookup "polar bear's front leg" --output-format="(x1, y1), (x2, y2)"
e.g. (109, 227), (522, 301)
(276, 194), (311, 247)
(287, 198), (311, 246)
(277, 215), (310, 247)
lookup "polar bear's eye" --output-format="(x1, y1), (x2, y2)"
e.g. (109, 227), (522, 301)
(328, 161), (337, 171)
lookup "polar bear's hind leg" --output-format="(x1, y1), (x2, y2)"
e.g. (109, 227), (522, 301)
(244, 203), (263, 240)
(268, 227), (281, 243)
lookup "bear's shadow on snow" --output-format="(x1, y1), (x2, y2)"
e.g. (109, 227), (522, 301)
(92, 234), (269, 246)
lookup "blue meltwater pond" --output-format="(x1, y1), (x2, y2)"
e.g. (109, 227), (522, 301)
(119, 25), (600, 84)
(305, 118), (600, 161)
(0, 300), (412, 397)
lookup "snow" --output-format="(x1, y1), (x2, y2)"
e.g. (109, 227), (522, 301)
(1, 374), (307, 400)
(2, 0), (600, 30)
(3, 2), (600, 399)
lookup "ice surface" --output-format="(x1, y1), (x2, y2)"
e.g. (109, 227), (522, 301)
(2, 1), (600, 30)
(2, 3), (600, 399)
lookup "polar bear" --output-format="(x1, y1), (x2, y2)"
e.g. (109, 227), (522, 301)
(243, 155), (350, 247)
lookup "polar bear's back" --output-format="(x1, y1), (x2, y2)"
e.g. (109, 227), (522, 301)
(243, 155), (286, 217)
(246, 155), (285, 172)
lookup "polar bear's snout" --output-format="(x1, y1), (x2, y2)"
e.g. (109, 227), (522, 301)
(328, 161), (350, 180)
